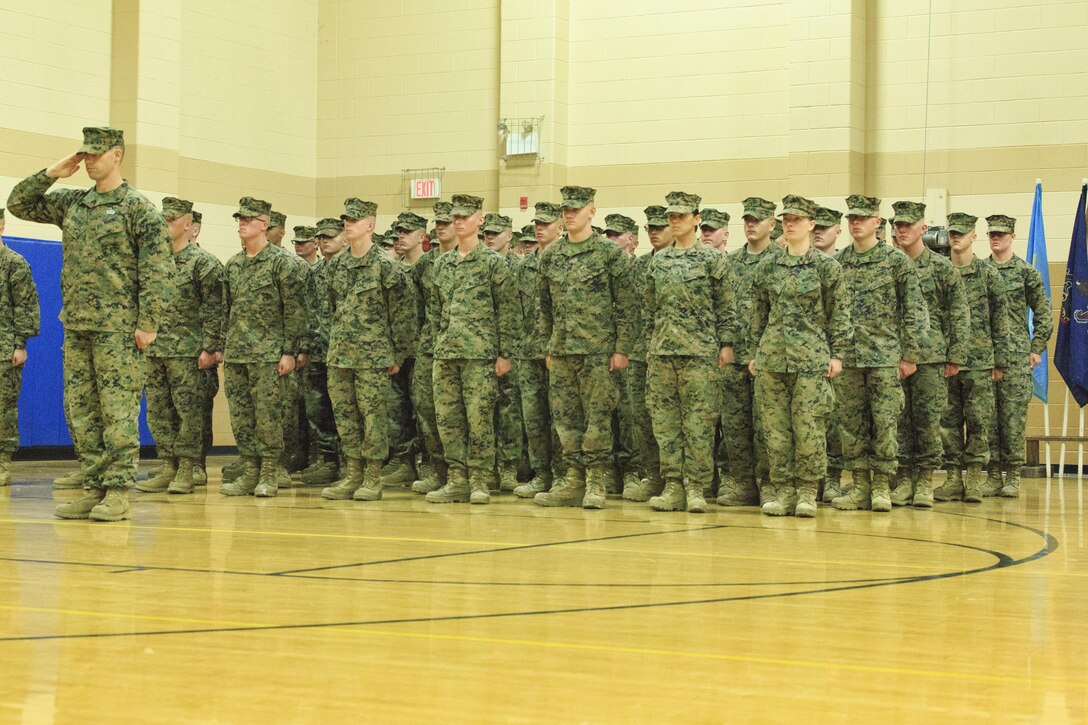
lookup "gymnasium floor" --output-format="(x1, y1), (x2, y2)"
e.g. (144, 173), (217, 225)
(1, 458), (1085, 724)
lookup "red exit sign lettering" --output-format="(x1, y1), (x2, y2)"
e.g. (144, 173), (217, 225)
(411, 178), (441, 199)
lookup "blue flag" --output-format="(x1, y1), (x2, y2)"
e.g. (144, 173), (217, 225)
(1027, 181), (1050, 402)
(1054, 183), (1088, 407)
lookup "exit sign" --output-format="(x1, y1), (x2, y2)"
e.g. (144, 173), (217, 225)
(411, 178), (441, 199)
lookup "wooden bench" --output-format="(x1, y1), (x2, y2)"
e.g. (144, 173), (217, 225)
(1026, 436), (1088, 466)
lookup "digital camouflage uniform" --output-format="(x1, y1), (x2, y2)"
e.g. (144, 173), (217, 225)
(0, 225), (41, 484)
(537, 187), (635, 508)
(142, 197), (224, 493)
(322, 200), (416, 502)
(189, 239), (224, 470)
(643, 192), (734, 513)
(833, 196), (928, 512)
(987, 214), (1053, 494)
(428, 194), (517, 503)
(750, 196), (851, 517)
(6, 130), (175, 505)
(221, 198), (306, 495)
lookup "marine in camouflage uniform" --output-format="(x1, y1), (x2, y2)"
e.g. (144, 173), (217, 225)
(188, 209), (224, 486)
(426, 194), (516, 505)
(986, 214), (1053, 497)
(320, 199), (416, 502)
(8, 127), (176, 521)
(138, 197), (224, 495)
(936, 213), (1011, 504)
(0, 208), (41, 487)
(831, 195), (928, 513)
(536, 186), (635, 509)
(890, 202), (970, 508)
(643, 192), (734, 513)
(750, 195), (852, 518)
(811, 206), (845, 500)
(716, 197), (779, 507)
(699, 206), (731, 498)
(219, 197), (307, 498)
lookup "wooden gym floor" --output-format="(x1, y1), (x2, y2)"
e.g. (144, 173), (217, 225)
(0, 457), (1085, 724)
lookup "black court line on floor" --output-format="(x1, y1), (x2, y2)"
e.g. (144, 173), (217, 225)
(0, 512), (1057, 642)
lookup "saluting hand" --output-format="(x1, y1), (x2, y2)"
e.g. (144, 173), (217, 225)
(46, 153), (83, 180)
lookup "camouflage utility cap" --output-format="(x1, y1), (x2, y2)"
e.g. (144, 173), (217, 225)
(741, 197), (776, 220)
(699, 208), (730, 229)
(533, 201), (561, 223)
(269, 211), (287, 229)
(233, 196), (272, 219)
(292, 225), (317, 242)
(946, 212), (978, 234)
(605, 214), (638, 234)
(482, 213), (513, 233)
(451, 194), (484, 216)
(891, 200), (926, 224)
(315, 217), (343, 237)
(560, 186), (596, 209)
(379, 231), (395, 246)
(986, 214), (1016, 234)
(813, 207), (843, 227)
(341, 198), (377, 220)
(161, 197), (193, 219)
(771, 219), (783, 240)
(394, 212), (428, 232)
(433, 201), (454, 223)
(191, 210), (202, 224)
(846, 195), (882, 218)
(644, 205), (668, 226)
(665, 191), (701, 215)
(78, 127), (124, 154)
(518, 224), (536, 244)
(780, 195), (817, 218)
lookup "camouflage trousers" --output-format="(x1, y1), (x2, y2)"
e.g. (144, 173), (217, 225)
(647, 356), (719, 487)
(549, 354), (619, 470)
(496, 360), (523, 466)
(825, 376), (842, 478)
(897, 363), (947, 472)
(517, 358), (555, 476)
(755, 370), (832, 485)
(412, 354), (444, 467)
(625, 359), (659, 479)
(64, 330), (145, 489)
(991, 367), (1032, 470)
(0, 363), (23, 454)
(280, 369), (306, 465)
(942, 369), (994, 468)
(387, 359), (417, 464)
(200, 367), (219, 462)
(146, 356), (204, 461)
(301, 362), (339, 458)
(433, 358), (498, 484)
(329, 366), (391, 463)
(224, 362), (284, 460)
(720, 363), (769, 484)
(613, 368), (633, 473)
(838, 366), (904, 474)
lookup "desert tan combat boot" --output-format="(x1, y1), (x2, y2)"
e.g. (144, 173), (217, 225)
(54, 488), (106, 519)
(54, 468), (84, 489)
(832, 470), (872, 511)
(1000, 466), (1020, 498)
(167, 459), (196, 494)
(425, 465), (470, 503)
(890, 473), (915, 507)
(869, 471), (893, 512)
(933, 468), (963, 501)
(534, 465), (585, 507)
(649, 478), (685, 512)
(912, 469), (934, 509)
(321, 458), (364, 500)
(623, 474), (663, 502)
(298, 457), (339, 486)
(795, 480), (818, 518)
(221, 457), (246, 482)
(716, 476), (759, 506)
(514, 470), (551, 498)
(582, 466), (608, 509)
(353, 460), (383, 501)
(468, 471), (491, 505)
(254, 459), (280, 497)
(498, 464), (519, 492)
(963, 465), (984, 503)
(193, 462), (208, 486)
(220, 457), (259, 496)
(136, 458), (177, 493)
(822, 470), (842, 503)
(89, 488), (131, 522)
(412, 461), (446, 494)
(684, 478), (707, 514)
(382, 458), (417, 487)
(980, 468), (1004, 497)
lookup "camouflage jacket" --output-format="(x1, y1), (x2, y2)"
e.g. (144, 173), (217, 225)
(0, 245), (40, 352)
(988, 254), (1054, 367)
(6, 169), (175, 334)
(835, 242), (928, 367)
(905, 246), (970, 366)
(725, 243), (781, 363)
(751, 247), (852, 374)
(625, 252), (652, 359)
(514, 250), (549, 360)
(308, 256), (333, 364)
(953, 256), (1012, 371)
(148, 243), (225, 358)
(539, 232), (634, 356)
(644, 244), (734, 358)
(223, 242), (307, 364)
(431, 243), (517, 361)
(270, 244), (314, 355)
(327, 243), (416, 369)
(411, 248), (440, 357)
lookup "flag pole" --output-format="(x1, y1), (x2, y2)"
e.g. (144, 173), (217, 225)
(1079, 405), (1085, 479)
(1036, 178), (1053, 478)
(1060, 388), (1070, 480)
